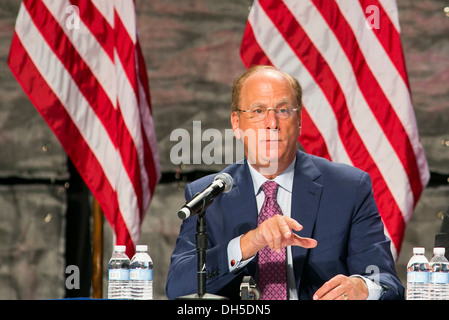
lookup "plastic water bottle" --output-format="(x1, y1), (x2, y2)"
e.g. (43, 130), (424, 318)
(108, 245), (130, 299)
(406, 247), (430, 300)
(130, 245), (153, 300)
(428, 247), (449, 300)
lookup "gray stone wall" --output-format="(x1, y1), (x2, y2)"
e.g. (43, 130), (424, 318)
(0, 0), (447, 299)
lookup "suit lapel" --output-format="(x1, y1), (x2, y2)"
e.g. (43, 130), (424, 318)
(224, 161), (258, 237)
(290, 151), (323, 290)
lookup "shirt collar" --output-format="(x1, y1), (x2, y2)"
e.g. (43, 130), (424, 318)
(247, 157), (296, 195)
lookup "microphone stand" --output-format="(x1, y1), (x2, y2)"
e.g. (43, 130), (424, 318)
(176, 198), (227, 300)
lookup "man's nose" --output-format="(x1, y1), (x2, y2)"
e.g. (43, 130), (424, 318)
(265, 109), (279, 129)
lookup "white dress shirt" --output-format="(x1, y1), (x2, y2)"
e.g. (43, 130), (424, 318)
(226, 158), (383, 300)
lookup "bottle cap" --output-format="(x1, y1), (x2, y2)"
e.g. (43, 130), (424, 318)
(433, 247), (445, 255)
(136, 245), (148, 252)
(413, 247), (425, 254)
(115, 245), (126, 252)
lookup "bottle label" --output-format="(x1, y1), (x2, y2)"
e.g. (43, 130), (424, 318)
(130, 269), (152, 281)
(108, 269), (130, 280)
(407, 271), (429, 283)
(430, 272), (449, 284)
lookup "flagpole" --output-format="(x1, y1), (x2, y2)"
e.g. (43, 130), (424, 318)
(92, 198), (103, 298)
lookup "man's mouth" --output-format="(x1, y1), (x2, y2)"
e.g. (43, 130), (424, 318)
(260, 138), (281, 143)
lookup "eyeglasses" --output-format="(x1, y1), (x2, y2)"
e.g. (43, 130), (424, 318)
(237, 106), (299, 121)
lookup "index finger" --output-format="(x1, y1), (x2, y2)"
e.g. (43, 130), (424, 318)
(285, 216), (303, 232)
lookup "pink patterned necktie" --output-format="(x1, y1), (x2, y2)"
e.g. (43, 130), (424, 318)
(257, 180), (287, 300)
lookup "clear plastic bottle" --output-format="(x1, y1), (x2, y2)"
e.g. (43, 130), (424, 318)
(428, 247), (449, 300)
(406, 247), (430, 300)
(130, 245), (153, 300)
(107, 245), (130, 299)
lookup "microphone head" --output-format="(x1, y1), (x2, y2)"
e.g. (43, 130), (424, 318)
(177, 207), (190, 220)
(214, 173), (233, 193)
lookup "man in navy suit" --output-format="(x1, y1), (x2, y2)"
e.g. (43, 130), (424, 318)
(166, 66), (404, 300)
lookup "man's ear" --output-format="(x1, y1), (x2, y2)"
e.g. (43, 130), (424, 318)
(231, 111), (241, 140)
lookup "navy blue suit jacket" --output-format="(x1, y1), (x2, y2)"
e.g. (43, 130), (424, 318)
(166, 150), (404, 300)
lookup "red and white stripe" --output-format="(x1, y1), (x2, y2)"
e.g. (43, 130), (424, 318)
(240, 0), (429, 258)
(8, 0), (160, 257)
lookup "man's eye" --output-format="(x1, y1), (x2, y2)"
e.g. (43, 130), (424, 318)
(278, 108), (288, 114)
(253, 108), (264, 114)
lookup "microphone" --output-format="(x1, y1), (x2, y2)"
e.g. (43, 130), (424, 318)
(178, 173), (233, 220)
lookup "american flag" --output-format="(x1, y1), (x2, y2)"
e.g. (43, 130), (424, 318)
(8, 0), (160, 257)
(240, 0), (429, 258)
